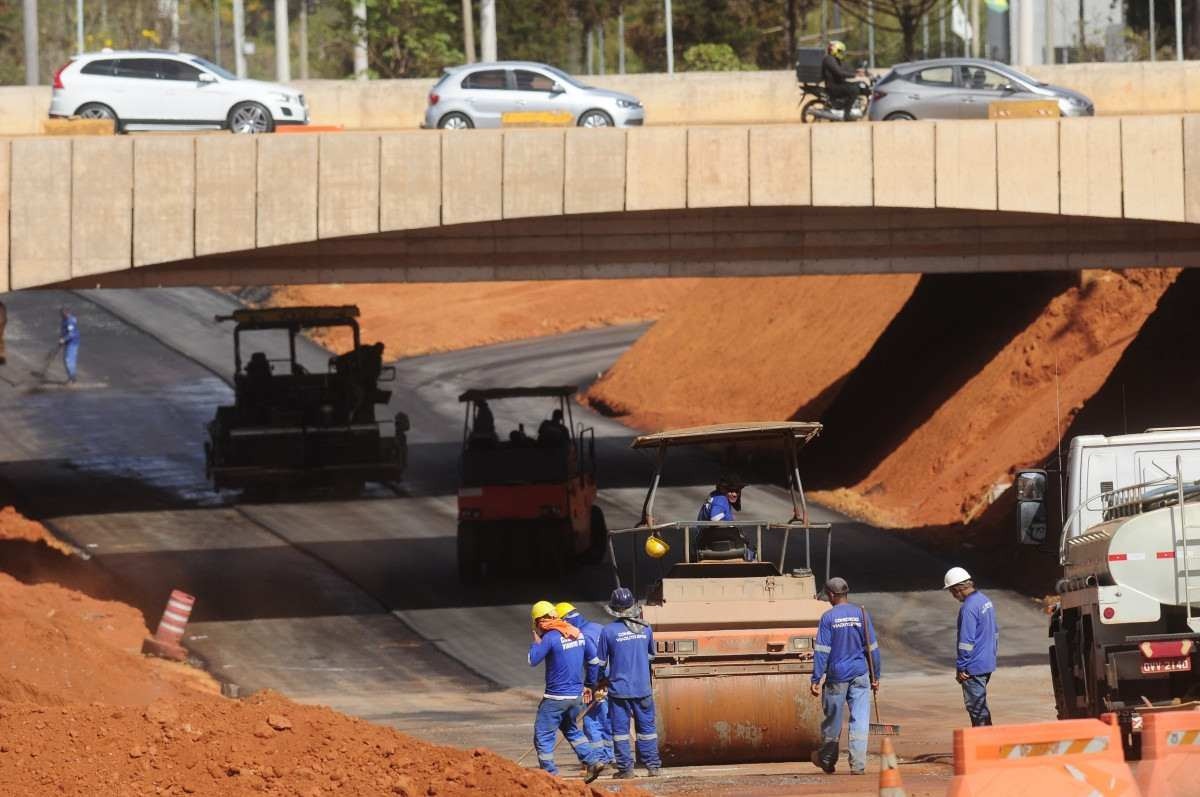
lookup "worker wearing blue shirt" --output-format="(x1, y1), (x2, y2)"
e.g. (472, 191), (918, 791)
(809, 577), (880, 776)
(944, 567), (998, 726)
(596, 587), (662, 779)
(527, 600), (607, 782)
(59, 307), (81, 384)
(696, 474), (755, 561)
(557, 601), (615, 765)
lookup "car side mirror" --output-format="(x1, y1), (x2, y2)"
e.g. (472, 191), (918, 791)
(1015, 469), (1048, 545)
(550, 82), (566, 94)
(198, 72), (217, 84)
(1001, 82), (1017, 93)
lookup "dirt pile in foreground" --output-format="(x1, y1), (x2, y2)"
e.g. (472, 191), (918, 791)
(0, 509), (645, 797)
(585, 275), (920, 429)
(267, 280), (701, 358)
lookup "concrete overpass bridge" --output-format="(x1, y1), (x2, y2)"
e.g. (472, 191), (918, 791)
(2, 115), (1200, 292)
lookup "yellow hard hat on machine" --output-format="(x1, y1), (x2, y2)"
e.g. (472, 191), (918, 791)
(531, 600), (556, 619)
(645, 533), (670, 559)
(554, 602), (577, 618)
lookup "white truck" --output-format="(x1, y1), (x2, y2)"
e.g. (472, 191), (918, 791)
(1017, 427), (1200, 753)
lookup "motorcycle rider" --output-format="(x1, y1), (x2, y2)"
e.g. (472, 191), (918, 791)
(821, 40), (866, 119)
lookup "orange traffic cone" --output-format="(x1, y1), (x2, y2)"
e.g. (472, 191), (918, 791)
(878, 736), (906, 797)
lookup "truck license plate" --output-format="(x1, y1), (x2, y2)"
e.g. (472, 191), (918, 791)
(1141, 657), (1192, 674)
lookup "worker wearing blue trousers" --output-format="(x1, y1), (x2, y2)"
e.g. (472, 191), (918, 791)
(59, 307), (80, 384)
(596, 587), (662, 779)
(557, 601), (615, 765)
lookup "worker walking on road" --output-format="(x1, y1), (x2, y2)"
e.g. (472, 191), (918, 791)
(59, 306), (80, 384)
(557, 601), (615, 765)
(944, 567), (998, 727)
(597, 587), (662, 779)
(810, 577), (880, 776)
(0, 300), (7, 365)
(527, 600), (608, 782)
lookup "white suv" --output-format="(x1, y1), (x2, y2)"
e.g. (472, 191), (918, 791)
(49, 50), (308, 133)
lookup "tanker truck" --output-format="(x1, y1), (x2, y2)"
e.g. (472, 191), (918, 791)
(1016, 428), (1200, 753)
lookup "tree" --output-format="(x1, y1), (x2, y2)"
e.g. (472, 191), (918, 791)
(832, 0), (943, 60)
(350, 0), (463, 78)
(682, 42), (751, 69)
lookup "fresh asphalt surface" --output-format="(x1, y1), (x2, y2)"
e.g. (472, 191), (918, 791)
(0, 287), (1053, 784)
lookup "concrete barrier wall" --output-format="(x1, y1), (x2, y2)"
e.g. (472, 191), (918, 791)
(5, 114), (1200, 290)
(3, 60), (1200, 135)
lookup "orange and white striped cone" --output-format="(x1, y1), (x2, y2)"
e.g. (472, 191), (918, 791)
(878, 736), (906, 797)
(141, 589), (195, 662)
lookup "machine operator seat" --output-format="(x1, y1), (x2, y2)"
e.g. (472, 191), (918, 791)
(694, 527), (750, 561)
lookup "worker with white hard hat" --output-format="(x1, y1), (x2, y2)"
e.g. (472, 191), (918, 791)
(944, 567), (998, 726)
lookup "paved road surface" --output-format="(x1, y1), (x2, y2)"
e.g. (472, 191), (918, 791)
(0, 287), (1056, 793)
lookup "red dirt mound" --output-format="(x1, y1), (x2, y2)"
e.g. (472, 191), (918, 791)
(0, 691), (640, 797)
(268, 280), (702, 358)
(585, 275), (920, 429)
(0, 508), (647, 797)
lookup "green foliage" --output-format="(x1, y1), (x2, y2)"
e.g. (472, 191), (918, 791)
(681, 42), (752, 71)
(353, 0), (463, 78)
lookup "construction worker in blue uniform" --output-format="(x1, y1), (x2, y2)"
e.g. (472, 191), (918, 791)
(527, 600), (608, 782)
(557, 601), (615, 765)
(810, 577), (881, 776)
(944, 567), (998, 726)
(596, 587), (662, 779)
(59, 307), (80, 384)
(695, 474), (755, 561)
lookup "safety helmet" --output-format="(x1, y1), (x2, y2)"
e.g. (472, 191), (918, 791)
(645, 534), (670, 559)
(530, 600), (557, 619)
(828, 40), (846, 58)
(554, 601), (577, 619)
(943, 566), (972, 590)
(605, 587), (639, 618)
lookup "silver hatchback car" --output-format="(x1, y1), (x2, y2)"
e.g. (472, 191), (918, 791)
(868, 58), (1094, 121)
(423, 61), (644, 129)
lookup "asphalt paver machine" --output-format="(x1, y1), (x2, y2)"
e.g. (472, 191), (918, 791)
(205, 305), (409, 493)
(608, 421), (834, 765)
(456, 386), (606, 583)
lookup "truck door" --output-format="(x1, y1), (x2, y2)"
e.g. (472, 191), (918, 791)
(1080, 452), (1116, 533)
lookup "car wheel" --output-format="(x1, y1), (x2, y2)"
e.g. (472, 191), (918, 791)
(438, 112), (474, 130)
(884, 111), (916, 121)
(75, 102), (121, 131)
(801, 99), (833, 123)
(227, 101), (274, 134)
(578, 109), (614, 128)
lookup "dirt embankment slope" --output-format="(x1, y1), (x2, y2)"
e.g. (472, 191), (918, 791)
(585, 275), (921, 429)
(585, 269), (1180, 530)
(0, 510), (644, 797)
(268, 280), (702, 358)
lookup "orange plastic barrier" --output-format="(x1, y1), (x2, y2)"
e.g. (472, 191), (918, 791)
(1136, 709), (1200, 797)
(948, 718), (1141, 797)
(276, 124), (344, 134)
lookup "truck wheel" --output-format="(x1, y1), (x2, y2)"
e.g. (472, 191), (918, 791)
(457, 523), (482, 584)
(582, 506), (607, 564)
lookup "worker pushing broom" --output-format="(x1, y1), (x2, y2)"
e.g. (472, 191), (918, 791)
(809, 576), (894, 776)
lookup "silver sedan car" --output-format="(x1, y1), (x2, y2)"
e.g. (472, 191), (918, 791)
(423, 61), (645, 129)
(868, 58), (1094, 121)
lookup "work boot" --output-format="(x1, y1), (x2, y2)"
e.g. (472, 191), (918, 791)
(584, 762), (607, 784)
(810, 750), (835, 775)
(612, 769), (635, 779)
(645, 767), (662, 777)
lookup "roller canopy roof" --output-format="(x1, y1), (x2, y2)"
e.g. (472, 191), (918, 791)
(217, 305), (360, 328)
(458, 386), (578, 402)
(631, 421), (823, 449)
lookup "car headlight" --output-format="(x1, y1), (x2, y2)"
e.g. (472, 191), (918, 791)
(616, 99), (641, 109)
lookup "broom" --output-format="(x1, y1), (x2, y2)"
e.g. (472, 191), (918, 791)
(862, 605), (900, 736)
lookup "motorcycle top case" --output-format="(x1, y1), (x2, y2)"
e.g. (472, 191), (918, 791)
(796, 47), (824, 82)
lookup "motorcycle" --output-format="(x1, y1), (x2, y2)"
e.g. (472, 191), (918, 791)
(799, 73), (876, 123)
